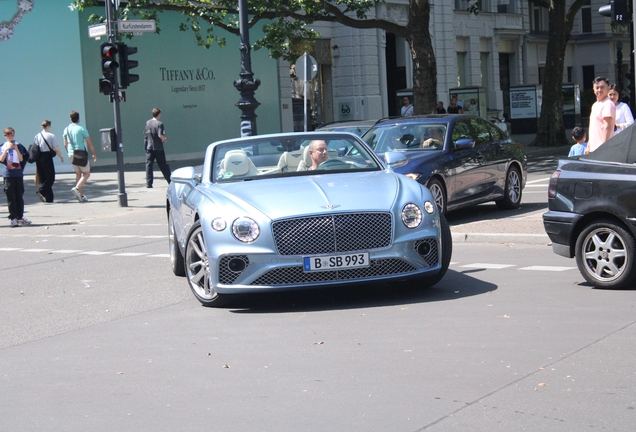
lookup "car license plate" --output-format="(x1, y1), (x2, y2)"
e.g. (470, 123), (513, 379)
(303, 252), (370, 272)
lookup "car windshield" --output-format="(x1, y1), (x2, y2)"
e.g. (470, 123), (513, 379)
(363, 124), (447, 152)
(212, 133), (381, 183)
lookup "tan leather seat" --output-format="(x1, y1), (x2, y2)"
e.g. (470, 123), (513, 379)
(218, 150), (259, 178)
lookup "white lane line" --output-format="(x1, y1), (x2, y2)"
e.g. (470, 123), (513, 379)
(80, 251), (112, 255)
(113, 252), (150, 257)
(461, 263), (516, 269)
(0, 247), (22, 251)
(147, 254), (170, 258)
(520, 266), (576, 271)
(525, 177), (551, 184)
(50, 250), (83, 254)
(21, 249), (53, 253)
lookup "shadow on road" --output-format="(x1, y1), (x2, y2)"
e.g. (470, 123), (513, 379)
(226, 269), (496, 313)
(445, 201), (547, 226)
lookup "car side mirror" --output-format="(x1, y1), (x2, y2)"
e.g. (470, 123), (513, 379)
(454, 138), (475, 150)
(384, 151), (408, 170)
(171, 166), (195, 183)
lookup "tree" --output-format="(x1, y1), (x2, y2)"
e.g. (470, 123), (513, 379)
(531, 0), (587, 147)
(71, 0), (439, 114)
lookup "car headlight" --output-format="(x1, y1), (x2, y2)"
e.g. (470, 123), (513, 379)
(405, 173), (421, 181)
(401, 203), (422, 228)
(211, 218), (227, 231)
(232, 217), (260, 243)
(423, 201), (435, 214)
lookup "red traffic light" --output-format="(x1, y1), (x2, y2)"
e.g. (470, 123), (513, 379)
(100, 42), (119, 74)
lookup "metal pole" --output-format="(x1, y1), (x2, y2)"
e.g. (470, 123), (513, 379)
(233, 0), (261, 137)
(303, 53), (308, 132)
(105, 0), (128, 206)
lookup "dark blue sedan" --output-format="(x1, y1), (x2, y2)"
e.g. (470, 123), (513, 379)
(361, 115), (527, 214)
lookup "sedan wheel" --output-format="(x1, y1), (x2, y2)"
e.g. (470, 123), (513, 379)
(169, 211), (185, 276)
(496, 167), (522, 209)
(575, 219), (636, 289)
(420, 214), (453, 288)
(185, 221), (228, 306)
(427, 178), (447, 215)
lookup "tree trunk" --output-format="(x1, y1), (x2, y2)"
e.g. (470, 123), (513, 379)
(407, 0), (437, 115)
(532, 0), (586, 147)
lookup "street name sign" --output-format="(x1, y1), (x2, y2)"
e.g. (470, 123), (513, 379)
(88, 23), (107, 38)
(118, 20), (156, 33)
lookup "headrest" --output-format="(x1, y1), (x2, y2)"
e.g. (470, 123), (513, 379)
(222, 150), (250, 176)
(302, 145), (312, 168)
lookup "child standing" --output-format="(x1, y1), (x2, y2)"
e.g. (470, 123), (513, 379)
(568, 126), (587, 157)
(0, 127), (31, 227)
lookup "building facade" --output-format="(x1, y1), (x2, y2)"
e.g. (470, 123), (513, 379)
(279, 0), (629, 130)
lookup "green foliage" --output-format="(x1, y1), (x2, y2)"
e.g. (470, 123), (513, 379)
(70, 0), (392, 60)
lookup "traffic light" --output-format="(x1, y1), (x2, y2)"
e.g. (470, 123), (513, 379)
(99, 42), (118, 95)
(599, 0), (628, 23)
(118, 43), (139, 89)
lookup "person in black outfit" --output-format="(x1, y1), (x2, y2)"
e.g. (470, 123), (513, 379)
(436, 101), (446, 114)
(34, 120), (64, 203)
(144, 108), (171, 188)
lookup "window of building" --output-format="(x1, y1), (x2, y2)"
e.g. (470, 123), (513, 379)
(457, 52), (467, 87)
(497, 0), (518, 13)
(530, 2), (548, 33)
(581, 0), (592, 33)
(582, 65), (595, 91)
(538, 66), (545, 84)
(567, 66), (573, 83)
(480, 52), (489, 92)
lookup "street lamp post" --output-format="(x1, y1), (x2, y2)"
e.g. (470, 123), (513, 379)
(233, 0), (261, 137)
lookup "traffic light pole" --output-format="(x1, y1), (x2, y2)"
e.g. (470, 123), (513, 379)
(105, 0), (128, 207)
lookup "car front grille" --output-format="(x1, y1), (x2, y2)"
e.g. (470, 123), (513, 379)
(272, 212), (392, 256)
(250, 258), (416, 286)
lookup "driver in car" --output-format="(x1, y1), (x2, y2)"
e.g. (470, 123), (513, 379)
(421, 127), (444, 149)
(308, 140), (329, 169)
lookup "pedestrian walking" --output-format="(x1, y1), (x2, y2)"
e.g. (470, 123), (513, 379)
(1, 127), (31, 226)
(63, 110), (97, 202)
(585, 77), (615, 154)
(33, 120), (64, 203)
(144, 108), (171, 188)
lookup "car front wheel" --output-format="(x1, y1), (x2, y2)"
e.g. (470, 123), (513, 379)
(575, 219), (636, 289)
(420, 214), (452, 288)
(185, 221), (229, 306)
(427, 178), (447, 215)
(496, 166), (522, 209)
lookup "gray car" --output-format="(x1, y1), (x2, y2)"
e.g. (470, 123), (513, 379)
(167, 132), (451, 306)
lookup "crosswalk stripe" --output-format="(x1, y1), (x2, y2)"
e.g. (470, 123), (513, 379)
(519, 266), (576, 271)
(460, 263), (516, 269)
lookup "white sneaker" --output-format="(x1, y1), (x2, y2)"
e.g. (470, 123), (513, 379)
(18, 218), (32, 226)
(71, 187), (81, 202)
(10, 218), (19, 227)
(80, 195), (88, 203)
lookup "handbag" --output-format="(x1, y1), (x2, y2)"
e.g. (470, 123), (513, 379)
(28, 133), (54, 164)
(67, 127), (89, 167)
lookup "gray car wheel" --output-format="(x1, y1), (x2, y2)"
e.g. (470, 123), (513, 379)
(169, 211), (185, 276)
(575, 219), (636, 289)
(496, 166), (522, 209)
(185, 221), (229, 307)
(427, 178), (447, 215)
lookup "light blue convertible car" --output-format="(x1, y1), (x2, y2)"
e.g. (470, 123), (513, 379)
(167, 132), (451, 306)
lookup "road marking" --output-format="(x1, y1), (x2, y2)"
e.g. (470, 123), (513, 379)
(460, 263), (516, 269)
(0, 247), (22, 251)
(148, 254), (170, 258)
(525, 177), (551, 184)
(113, 252), (150, 257)
(80, 251), (113, 255)
(50, 249), (83, 254)
(520, 265), (576, 271)
(21, 248), (52, 252)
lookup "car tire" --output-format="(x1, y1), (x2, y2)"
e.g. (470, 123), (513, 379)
(496, 166), (522, 209)
(185, 221), (230, 307)
(169, 211), (185, 277)
(575, 219), (636, 289)
(427, 178), (447, 215)
(421, 214), (453, 288)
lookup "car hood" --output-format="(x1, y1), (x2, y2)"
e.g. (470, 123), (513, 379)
(214, 171), (400, 220)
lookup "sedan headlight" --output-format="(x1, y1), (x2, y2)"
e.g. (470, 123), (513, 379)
(401, 203), (422, 228)
(232, 217), (260, 243)
(405, 173), (422, 181)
